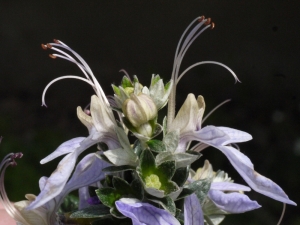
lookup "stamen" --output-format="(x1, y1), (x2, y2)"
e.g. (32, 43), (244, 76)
(53, 39), (60, 44)
(202, 99), (231, 124)
(46, 43), (53, 49)
(41, 44), (48, 50)
(277, 203), (286, 225)
(210, 22), (215, 29)
(204, 18), (211, 25)
(0, 152), (28, 224)
(198, 15), (205, 22)
(49, 54), (57, 59)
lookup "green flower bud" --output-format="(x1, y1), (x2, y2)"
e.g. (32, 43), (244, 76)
(122, 93), (157, 128)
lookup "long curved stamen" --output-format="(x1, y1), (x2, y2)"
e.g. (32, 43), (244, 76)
(202, 99), (231, 124)
(42, 40), (109, 107)
(41, 75), (95, 107)
(176, 61), (239, 84)
(167, 16), (215, 130)
(0, 152), (28, 225)
(277, 203), (286, 225)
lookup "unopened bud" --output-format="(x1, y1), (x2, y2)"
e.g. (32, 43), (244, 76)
(122, 93), (157, 127)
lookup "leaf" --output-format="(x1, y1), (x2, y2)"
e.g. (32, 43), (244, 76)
(147, 139), (166, 153)
(186, 178), (212, 205)
(172, 167), (189, 187)
(70, 205), (110, 219)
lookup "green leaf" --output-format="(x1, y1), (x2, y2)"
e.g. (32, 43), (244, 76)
(102, 165), (135, 173)
(147, 139), (166, 153)
(148, 196), (176, 215)
(172, 167), (189, 187)
(70, 205), (110, 219)
(185, 178), (212, 205)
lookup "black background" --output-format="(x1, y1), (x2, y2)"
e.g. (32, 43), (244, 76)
(0, 1), (299, 224)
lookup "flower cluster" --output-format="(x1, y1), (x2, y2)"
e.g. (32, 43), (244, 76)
(0, 16), (296, 225)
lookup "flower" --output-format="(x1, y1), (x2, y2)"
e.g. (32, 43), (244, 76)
(28, 41), (121, 210)
(189, 160), (261, 224)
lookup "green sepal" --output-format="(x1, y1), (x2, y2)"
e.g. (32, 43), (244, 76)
(102, 165), (135, 173)
(112, 84), (121, 96)
(130, 178), (144, 200)
(133, 75), (139, 84)
(95, 188), (117, 208)
(185, 178), (212, 205)
(164, 80), (172, 91)
(156, 160), (176, 181)
(139, 149), (156, 176)
(70, 205), (110, 219)
(58, 194), (79, 213)
(150, 74), (161, 86)
(163, 130), (179, 153)
(95, 152), (112, 165)
(148, 196), (176, 216)
(162, 116), (167, 137)
(172, 166), (189, 187)
(121, 76), (133, 88)
(147, 139), (166, 153)
(133, 139), (144, 156)
(176, 188), (195, 200)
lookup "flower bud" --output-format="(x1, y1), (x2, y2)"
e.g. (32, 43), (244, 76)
(122, 93), (157, 128)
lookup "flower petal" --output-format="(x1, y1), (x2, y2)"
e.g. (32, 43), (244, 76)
(216, 127), (252, 145)
(169, 94), (199, 133)
(115, 198), (180, 225)
(184, 193), (204, 225)
(216, 146), (297, 205)
(210, 182), (250, 192)
(208, 189), (261, 213)
(29, 135), (102, 210)
(40, 137), (85, 164)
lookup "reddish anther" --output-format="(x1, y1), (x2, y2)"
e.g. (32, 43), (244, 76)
(41, 44), (48, 50)
(204, 18), (211, 25)
(210, 22), (215, 29)
(198, 15), (205, 22)
(49, 54), (57, 59)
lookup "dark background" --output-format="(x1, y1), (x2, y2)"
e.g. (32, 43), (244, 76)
(0, 1), (299, 224)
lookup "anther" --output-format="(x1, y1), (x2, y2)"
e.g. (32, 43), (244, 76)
(198, 15), (205, 22)
(46, 43), (53, 49)
(49, 54), (57, 59)
(53, 39), (60, 44)
(210, 22), (215, 29)
(41, 44), (48, 50)
(204, 18), (211, 25)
